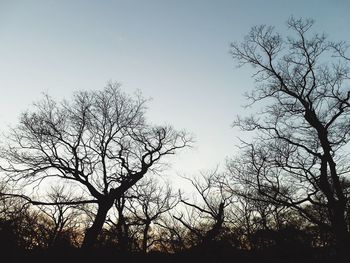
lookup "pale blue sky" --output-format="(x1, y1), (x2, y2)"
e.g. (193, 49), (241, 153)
(0, 0), (349, 184)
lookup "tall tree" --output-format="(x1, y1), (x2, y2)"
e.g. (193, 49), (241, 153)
(230, 17), (350, 258)
(0, 83), (191, 248)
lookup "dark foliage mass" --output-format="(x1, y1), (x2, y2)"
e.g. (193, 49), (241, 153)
(0, 17), (350, 263)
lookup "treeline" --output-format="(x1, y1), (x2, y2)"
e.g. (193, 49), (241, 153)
(1, 17), (350, 263)
(0, 172), (342, 262)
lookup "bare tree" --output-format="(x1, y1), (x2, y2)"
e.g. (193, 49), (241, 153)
(0, 83), (192, 248)
(174, 170), (232, 247)
(153, 215), (189, 253)
(104, 194), (134, 251)
(230, 17), (350, 257)
(38, 186), (85, 247)
(126, 178), (179, 253)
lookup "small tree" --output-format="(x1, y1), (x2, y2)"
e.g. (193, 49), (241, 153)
(38, 186), (85, 248)
(174, 171), (232, 248)
(104, 194), (133, 251)
(0, 83), (192, 248)
(230, 17), (350, 257)
(126, 178), (179, 253)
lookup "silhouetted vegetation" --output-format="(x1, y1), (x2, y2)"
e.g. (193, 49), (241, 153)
(1, 17), (349, 263)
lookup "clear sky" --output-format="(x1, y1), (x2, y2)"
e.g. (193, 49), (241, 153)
(0, 0), (349, 187)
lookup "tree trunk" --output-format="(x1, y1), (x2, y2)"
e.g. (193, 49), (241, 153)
(142, 222), (150, 253)
(116, 214), (130, 252)
(81, 202), (113, 249)
(319, 155), (350, 260)
(331, 204), (350, 261)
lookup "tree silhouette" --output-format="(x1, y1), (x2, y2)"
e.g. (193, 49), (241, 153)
(125, 178), (179, 253)
(38, 186), (85, 248)
(103, 193), (134, 251)
(0, 83), (192, 248)
(174, 171), (232, 248)
(230, 17), (350, 259)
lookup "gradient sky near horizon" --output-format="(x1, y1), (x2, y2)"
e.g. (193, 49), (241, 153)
(0, 0), (349, 187)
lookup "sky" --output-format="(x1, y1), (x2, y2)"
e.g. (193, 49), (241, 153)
(0, 0), (349, 189)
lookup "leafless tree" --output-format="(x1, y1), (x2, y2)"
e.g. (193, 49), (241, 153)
(230, 17), (350, 257)
(38, 186), (85, 247)
(103, 193), (134, 251)
(125, 178), (180, 253)
(153, 215), (189, 253)
(0, 83), (192, 248)
(174, 170), (232, 247)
